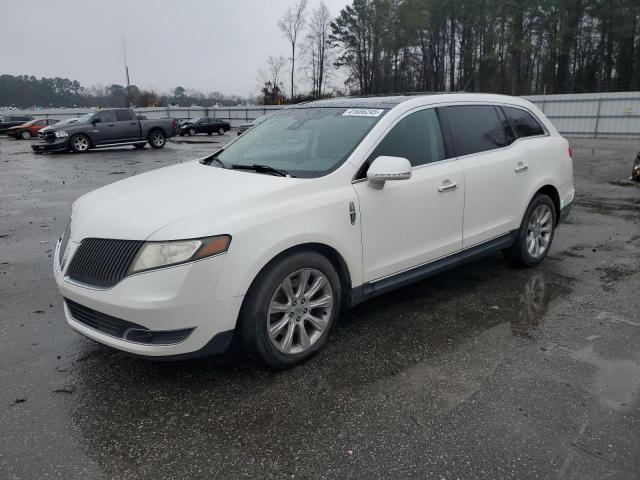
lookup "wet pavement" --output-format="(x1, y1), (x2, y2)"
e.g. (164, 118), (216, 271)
(0, 135), (639, 479)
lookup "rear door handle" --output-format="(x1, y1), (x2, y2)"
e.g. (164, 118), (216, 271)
(515, 163), (529, 173)
(438, 180), (458, 192)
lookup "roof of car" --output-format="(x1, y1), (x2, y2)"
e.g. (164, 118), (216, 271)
(292, 95), (415, 109)
(293, 92), (534, 110)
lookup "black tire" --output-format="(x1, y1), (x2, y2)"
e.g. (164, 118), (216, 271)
(69, 134), (91, 153)
(217, 127), (225, 135)
(241, 251), (342, 369)
(21, 130), (31, 140)
(148, 130), (166, 149)
(188, 128), (196, 136)
(503, 193), (557, 268)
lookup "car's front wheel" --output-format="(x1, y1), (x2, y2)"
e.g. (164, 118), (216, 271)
(218, 127), (225, 135)
(21, 130), (31, 140)
(188, 128), (196, 136)
(503, 193), (556, 267)
(241, 251), (341, 369)
(70, 134), (90, 153)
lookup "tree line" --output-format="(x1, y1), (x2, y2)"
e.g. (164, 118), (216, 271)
(330, 0), (640, 96)
(264, 0), (640, 101)
(0, 75), (248, 109)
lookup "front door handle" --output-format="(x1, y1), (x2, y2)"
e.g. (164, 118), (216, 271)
(438, 180), (459, 192)
(515, 163), (529, 173)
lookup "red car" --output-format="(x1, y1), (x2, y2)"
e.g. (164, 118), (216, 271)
(7, 119), (59, 140)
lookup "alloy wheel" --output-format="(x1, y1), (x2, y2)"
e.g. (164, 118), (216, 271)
(267, 268), (333, 355)
(73, 136), (89, 151)
(526, 204), (553, 258)
(150, 132), (164, 147)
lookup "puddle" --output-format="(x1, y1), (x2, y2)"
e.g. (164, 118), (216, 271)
(572, 345), (640, 412)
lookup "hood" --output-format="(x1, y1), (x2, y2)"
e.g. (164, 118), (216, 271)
(70, 160), (309, 241)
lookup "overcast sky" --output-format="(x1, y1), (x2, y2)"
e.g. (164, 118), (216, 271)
(1, 0), (350, 97)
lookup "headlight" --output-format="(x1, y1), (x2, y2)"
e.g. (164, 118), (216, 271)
(128, 235), (231, 274)
(55, 130), (69, 138)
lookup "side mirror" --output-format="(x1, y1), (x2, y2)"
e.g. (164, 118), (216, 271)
(367, 156), (412, 190)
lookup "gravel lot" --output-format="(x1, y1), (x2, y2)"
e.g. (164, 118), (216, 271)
(1, 133), (639, 480)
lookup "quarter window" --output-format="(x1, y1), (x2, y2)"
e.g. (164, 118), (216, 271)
(369, 109), (445, 168)
(503, 106), (545, 137)
(444, 105), (510, 156)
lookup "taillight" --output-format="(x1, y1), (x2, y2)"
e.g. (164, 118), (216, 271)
(171, 119), (176, 129)
(568, 146), (573, 158)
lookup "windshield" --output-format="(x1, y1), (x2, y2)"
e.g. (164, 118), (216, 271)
(214, 107), (386, 178)
(76, 112), (94, 124)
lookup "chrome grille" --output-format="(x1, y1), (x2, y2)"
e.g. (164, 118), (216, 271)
(66, 238), (144, 288)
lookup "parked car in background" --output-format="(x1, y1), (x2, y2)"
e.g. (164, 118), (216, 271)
(632, 152), (640, 181)
(178, 117), (230, 136)
(236, 113), (273, 136)
(31, 108), (176, 153)
(38, 117), (78, 138)
(7, 118), (59, 139)
(53, 93), (574, 368)
(0, 114), (35, 134)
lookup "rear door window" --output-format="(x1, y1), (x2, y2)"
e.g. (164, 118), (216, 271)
(443, 105), (510, 156)
(503, 106), (545, 137)
(369, 108), (445, 168)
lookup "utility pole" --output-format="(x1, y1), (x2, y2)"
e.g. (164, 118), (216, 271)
(122, 38), (131, 107)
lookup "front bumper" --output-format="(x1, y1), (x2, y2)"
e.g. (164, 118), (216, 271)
(54, 238), (243, 357)
(32, 138), (70, 152)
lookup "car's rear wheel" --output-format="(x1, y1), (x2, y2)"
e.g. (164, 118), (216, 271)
(70, 134), (90, 153)
(218, 127), (225, 135)
(503, 194), (556, 267)
(188, 128), (196, 136)
(148, 130), (166, 149)
(241, 251), (341, 369)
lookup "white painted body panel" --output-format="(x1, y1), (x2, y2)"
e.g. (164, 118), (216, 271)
(55, 93), (574, 356)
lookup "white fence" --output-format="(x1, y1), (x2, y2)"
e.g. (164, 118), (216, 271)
(6, 91), (640, 138)
(524, 91), (640, 139)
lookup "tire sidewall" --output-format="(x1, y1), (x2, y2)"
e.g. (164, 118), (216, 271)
(241, 251), (342, 369)
(70, 134), (89, 153)
(149, 131), (165, 149)
(516, 194), (556, 267)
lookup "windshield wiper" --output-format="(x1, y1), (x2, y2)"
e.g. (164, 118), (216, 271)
(229, 163), (291, 177)
(203, 155), (227, 168)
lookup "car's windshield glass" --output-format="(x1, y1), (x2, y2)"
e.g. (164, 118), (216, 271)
(213, 107), (386, 178)
(76, 113), (94, 123)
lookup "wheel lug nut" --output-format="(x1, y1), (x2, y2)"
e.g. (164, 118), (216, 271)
(303, 308), (307, 313)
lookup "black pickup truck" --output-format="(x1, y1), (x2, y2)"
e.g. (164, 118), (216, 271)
(31, 108), (176, 153)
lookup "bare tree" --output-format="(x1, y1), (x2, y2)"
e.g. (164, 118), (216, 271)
(278, 0), (309, 101)
(258, 55), (288, 104)
(305, 2), (333, 98)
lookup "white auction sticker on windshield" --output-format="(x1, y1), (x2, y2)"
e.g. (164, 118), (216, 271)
(342, 108), (384, 117)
